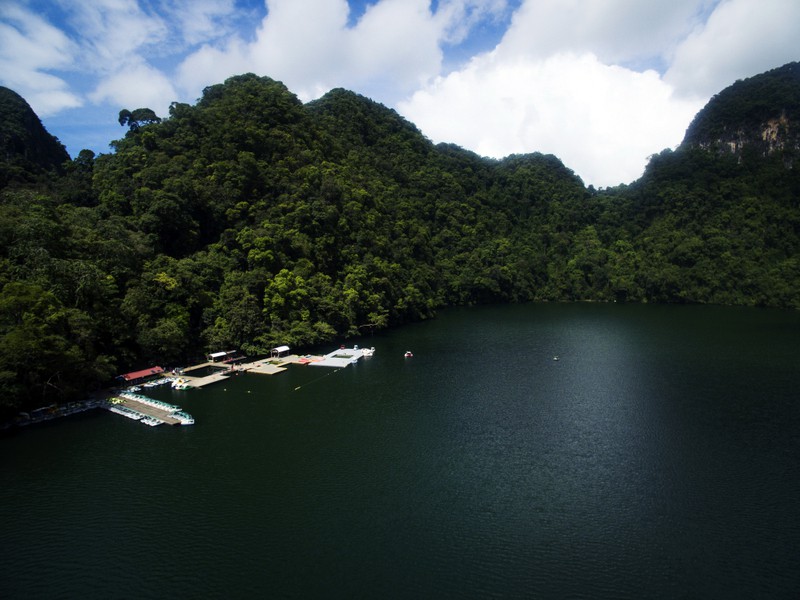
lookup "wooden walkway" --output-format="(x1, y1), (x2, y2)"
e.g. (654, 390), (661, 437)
(175, 355), (323, 388)
(236, 355), (323, 374)
(181, 371), (232, 388)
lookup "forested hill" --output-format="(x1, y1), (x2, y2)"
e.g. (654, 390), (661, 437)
(0, 86), (70, 186)
(1, 64), (799, 417)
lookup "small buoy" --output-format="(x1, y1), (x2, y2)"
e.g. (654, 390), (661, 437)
(553, 356), (559, 361)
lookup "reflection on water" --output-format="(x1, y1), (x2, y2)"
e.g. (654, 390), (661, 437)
(1, 303), (799, 599)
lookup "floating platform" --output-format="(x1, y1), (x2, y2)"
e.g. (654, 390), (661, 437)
(175, 363), (234, 388)
(241, 360), (288, 375)
(237, 354), (322, 375)
(311, 347), (373, 368)
(104, 393), (193, 426)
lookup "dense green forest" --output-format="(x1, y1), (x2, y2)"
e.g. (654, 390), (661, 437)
(1, 63), (798, 417)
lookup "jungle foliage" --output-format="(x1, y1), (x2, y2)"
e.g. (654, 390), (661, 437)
(1, 64), (799, 416)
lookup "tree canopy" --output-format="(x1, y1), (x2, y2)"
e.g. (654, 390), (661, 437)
(118, 108), (162, 132)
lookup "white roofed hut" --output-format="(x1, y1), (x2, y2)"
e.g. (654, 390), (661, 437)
(271, 345), (290, 358)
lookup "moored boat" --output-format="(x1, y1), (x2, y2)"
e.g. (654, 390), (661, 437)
(171, 378), (192, 390)
(171, 411), (195, 425)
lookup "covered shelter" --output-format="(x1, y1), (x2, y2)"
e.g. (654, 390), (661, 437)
(271, 345), (290, 358)
(118, 366), (164, 385)
(207, 350), (237, 363)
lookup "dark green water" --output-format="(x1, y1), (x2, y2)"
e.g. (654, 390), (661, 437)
(2, 303), (799, 599)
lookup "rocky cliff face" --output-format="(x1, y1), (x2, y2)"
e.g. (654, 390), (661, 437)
(759, 111), (794, 154)
(692, 112), (796, 158)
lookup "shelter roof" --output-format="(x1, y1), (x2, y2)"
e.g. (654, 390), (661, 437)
(119, 366), (164, 381)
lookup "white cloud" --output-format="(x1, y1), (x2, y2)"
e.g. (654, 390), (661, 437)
(499, 0), (716, 66)
(344, 0), (442, 97)
(0, 3), (82, 114)
(12, 75), (83, 116)
(175, 39), (249, 101)
(248, 0), (351, 96)
(177, 0), (502, 107)
(666, 0), (800, 97)
(0, 4), (76, 70)
(176, 0), (342, 102)
(397, 0), (800, 187)
(4, 0), (796, 182)
(62, 0), (169, 68)
(165, 0), (238, 46)
(90, 62), (177, 116)
(177, 0), (443, 104)
(399, 52), (704, 187)
(434, 0), (510, 45)
(0, 1), (187, 116)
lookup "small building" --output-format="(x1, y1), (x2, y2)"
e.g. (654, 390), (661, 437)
(271, 345), (290, 358)
(118, 366), (165, 385)
(207, 350), (237, 363)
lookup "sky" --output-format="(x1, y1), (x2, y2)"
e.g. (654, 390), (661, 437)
(1, 0), (798, 188)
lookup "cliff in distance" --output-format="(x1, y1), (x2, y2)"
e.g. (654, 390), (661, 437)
(682, 62), (800, 164)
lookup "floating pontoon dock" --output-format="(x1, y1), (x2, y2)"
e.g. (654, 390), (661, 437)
(104, 392), (193, 426)
(311, 347), (373, 368)
(171, 347), (372, 387)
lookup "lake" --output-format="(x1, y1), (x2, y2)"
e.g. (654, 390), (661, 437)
(1, 303), (799, 599)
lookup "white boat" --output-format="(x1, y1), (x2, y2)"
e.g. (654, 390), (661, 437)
(362, 347), (375, 357)
(172, 411), (195, 425)
(171, 378), (192, 390)
(404, 351), (413, 358)
(109, 406), (142, 420)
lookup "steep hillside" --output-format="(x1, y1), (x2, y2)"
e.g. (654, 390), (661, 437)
(0, 87), (70, 185)
(599, 62), (800, 307)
